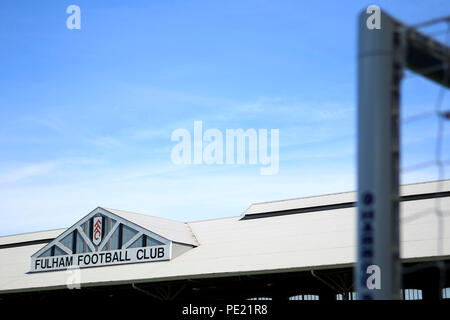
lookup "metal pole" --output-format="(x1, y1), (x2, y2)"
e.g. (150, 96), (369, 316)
(356, 9), (401, 300)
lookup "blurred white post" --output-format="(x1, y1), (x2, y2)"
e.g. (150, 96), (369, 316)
(356, 9), (402, 300)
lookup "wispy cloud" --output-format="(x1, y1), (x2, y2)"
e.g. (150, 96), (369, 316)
(0, 162), (56, 184)
(88, 136), (123, 148)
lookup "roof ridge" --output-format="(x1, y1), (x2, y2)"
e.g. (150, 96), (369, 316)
(247, 179), (450, 208)
(249, 190), (354, 206)
(101, 207), (186, 224)
(184, 223), (199, 246)
(0, 227), (67, 239)
(187, 215), (240, 223)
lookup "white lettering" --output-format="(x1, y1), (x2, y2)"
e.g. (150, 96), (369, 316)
(170, 121), (280, 175)
(366, 5), (381, 30)
(66, 5), (81, 30)
(366, 264), (381, 289)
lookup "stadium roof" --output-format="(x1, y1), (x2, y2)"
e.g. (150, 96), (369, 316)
(0, 180), (449, 294)
(99, 207), (198, 246)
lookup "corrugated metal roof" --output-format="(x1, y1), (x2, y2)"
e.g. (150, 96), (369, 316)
(0, 180), (449, 294)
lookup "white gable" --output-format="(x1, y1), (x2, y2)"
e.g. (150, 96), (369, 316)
(29, 207), (196, 272)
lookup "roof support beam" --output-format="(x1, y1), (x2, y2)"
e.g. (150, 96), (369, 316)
(98, 221), (120, 251)
(54, 241), (72, 255)
(122, 232), (143, 249)
(76, 226), (96, 253)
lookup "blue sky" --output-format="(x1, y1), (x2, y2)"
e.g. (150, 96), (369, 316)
(0, 0), (449, 235)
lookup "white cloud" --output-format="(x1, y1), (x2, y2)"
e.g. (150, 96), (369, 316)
(0, 162), (56, 184)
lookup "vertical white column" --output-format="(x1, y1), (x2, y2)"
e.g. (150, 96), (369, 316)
(356, 10), (401, 300)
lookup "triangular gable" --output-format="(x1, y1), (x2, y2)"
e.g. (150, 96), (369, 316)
(30, 207), (174, 272)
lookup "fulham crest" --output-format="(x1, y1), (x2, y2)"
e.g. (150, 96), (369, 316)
(93, 217), (102, 245)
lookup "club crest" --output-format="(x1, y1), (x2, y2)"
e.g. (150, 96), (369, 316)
(93, 217), (102, 246)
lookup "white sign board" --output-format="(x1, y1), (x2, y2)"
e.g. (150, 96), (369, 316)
(30, 244), (170, 272)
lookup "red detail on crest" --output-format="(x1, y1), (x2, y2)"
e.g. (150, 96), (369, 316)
(93, 218), (102, 244)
